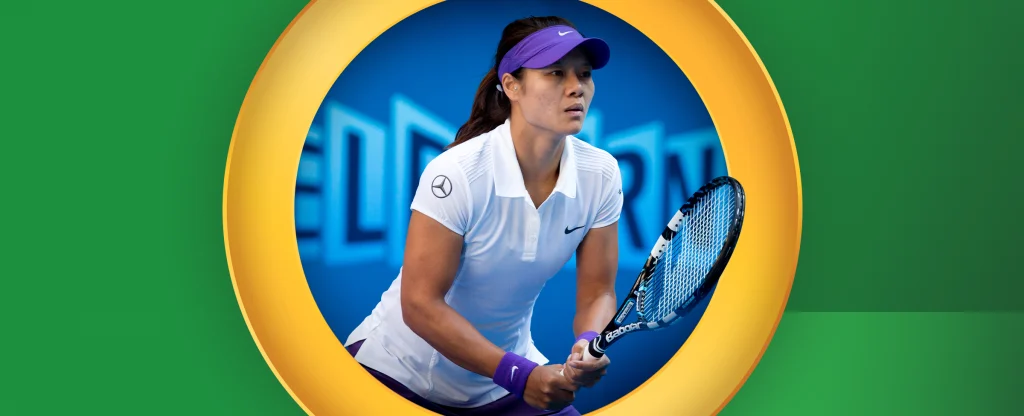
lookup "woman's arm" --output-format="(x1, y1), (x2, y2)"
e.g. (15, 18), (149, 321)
(561, 222), (618, 387)
(401, 210), (578, 409)
(400, 210), (506, 378)
(573, 222), (619, 337)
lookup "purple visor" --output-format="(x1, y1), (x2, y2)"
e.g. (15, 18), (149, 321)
(497, 25), (611, 78)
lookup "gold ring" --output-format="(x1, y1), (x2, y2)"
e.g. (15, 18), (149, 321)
(223, 1), (801, 414)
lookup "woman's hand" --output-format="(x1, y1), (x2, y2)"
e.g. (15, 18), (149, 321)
(523, 364), (579, 411)
(561, 339), (610, 388)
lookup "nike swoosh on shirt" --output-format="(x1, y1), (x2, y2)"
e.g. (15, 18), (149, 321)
(564, 225), (585, 234)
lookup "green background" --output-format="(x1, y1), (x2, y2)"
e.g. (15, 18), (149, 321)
(4, 0), (1021, 414)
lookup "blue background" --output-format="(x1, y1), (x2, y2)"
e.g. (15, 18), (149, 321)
(294, 1), (726, 412)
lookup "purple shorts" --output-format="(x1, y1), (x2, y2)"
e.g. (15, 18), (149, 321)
(346, 340), (581, 416)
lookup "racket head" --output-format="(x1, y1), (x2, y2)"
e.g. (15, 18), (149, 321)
(635, 175), (746, 328)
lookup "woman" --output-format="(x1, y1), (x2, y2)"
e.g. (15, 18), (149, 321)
(345, 16), (622, 416)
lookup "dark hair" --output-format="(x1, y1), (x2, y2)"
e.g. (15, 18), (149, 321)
(447, 16), (580, 149)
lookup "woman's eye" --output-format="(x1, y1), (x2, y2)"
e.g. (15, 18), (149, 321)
(580, 71), (592, 79)
(550, 70), (564, 76)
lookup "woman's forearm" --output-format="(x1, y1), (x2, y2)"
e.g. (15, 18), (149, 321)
(573, 223), (620, 339)
(403, 297), (507, 378)
(574, 292), (617, 336)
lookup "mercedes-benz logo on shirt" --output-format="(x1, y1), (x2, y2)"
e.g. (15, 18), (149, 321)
(431, 175), (452, 198)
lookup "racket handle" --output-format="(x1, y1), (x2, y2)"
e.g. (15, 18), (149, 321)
(583, 339), (604, 361)
(559, 337), (606, 376)
(585, 336), (605, 360)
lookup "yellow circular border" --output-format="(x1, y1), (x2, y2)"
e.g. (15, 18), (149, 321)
(223, 1), (802, 415)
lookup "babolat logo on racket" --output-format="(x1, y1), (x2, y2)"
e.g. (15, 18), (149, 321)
(605, 322), (644, 343)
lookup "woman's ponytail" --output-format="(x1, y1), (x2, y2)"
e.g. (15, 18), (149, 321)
(448, 67), (511, 149)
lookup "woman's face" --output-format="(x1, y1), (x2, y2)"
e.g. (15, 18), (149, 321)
(509, 48), (595, 137)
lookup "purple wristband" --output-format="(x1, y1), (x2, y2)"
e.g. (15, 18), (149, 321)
(576, 331), (600, 344)
(492, 352), (538, 398)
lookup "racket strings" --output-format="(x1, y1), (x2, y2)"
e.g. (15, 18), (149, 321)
(640, 185), (736, 322)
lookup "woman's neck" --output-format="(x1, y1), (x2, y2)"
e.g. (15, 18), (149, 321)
(509, 118), (564, 185)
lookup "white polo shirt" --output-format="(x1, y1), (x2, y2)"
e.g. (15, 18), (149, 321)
(345, 119), (623, 408)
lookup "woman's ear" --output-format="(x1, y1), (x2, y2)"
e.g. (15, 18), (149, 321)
(501, 73), (521, 101)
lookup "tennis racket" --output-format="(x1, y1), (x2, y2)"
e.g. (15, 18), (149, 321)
(571, 175), (746, 365)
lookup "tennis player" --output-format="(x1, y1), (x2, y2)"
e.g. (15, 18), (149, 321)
(345, 16), (622, 416)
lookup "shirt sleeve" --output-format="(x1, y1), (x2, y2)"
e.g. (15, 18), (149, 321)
(409, 155), (473, 236)
(592, 159), (624, 229)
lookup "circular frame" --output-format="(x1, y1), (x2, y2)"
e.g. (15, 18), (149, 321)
(222, 0), (802, 415)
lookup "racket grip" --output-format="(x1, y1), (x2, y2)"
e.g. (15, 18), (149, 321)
(585, 336), (605, 360)
(559, 337), (607, 376)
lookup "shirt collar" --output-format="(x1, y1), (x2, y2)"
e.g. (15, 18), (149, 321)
(492, 119), (578, 199)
